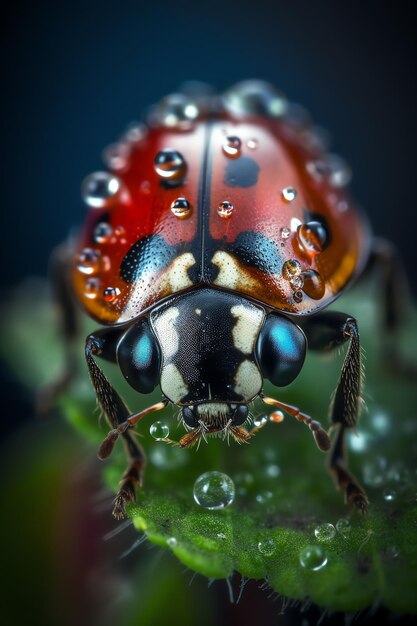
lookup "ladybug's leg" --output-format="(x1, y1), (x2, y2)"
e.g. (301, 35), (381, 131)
(366, 237), (416, 375)
(37, 244), (79, 412)
(85, 333), (162, 519)
(302, 312), (368, 513)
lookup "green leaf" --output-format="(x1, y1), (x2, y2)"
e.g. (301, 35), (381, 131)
(2, 277), (417, 613)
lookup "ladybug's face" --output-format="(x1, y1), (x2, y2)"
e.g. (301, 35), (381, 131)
(117, 288), (307, 438)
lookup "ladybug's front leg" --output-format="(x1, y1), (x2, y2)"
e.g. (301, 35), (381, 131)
(302, 312), (368, 513)
(85, 333), (148, 519)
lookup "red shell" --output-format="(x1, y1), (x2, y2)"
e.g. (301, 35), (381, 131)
(72, 95), (370, 325)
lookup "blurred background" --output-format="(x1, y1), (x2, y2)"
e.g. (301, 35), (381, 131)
(1, 1), (416, 624)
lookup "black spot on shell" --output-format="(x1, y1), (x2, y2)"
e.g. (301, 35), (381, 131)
(120, 234), (177, 283)
(224, 156), (260, 188)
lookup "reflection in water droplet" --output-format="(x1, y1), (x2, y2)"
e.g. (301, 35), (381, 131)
(290, 275), (304, 290)
(299, 545), (327, 570)
(103, 287), (121, 302)
(114, 225), (126, 237)
(85, 278), (100, 299)
(314, 523), (336, 542)
(171, 197), (192, 219)
(247, 138), (258, 149)
(81, 172), (121, 208)
(293, 290), (303, 303)
(255, 490), (273, 504)
(154, 149), (187, 180)
(150, 421), (170, 440)
(258, 538), (276, 556)
(302, 269), (325, 300)
(383, 488), (397, 502)
(297, 222), (328, 255)
(282, 259), (302, 279)
(77, 248), (101, 275)
(193, 471), (235, 510)
(254, 414), (268, 427)
(281, 187), (297, 202)
(336, 518), (351, 537)
(102, 143), (129, 171)
(280, 227), (291, 239)
(93, 222), (113, 244)
(167, 537), (178, 548)
(217, 201), (234, 219)
(223, 136), (242, 157)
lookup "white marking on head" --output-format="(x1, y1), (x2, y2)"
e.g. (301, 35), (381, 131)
(196, 402), (230, 417)
(160, 363), (188, 403)
(231, 304), (264, 354)
(234, 360), (262, 400)
(153, 307), (179, 358)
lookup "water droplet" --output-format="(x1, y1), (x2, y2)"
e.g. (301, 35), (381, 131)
(85, 277), (100, 299)
(114, 225), (125, 237)
(254, 414), (268, 427)
(167, 536), (178, 548)
(282, 259), (302, 279)
(171, 197), (192, 219)
(140, 180), (151, 194)
(150, 421), (170, 440)
(222, 136), (241, 157)
(258, 538), (276, 556)
(297, 222), (328, 256)
(264, 464), (281, 478)
(150, 444), (187, 469)
(280, 227), (291, 239)
(383, 488), (396, 502)
(223, 80), (287, 117)
(299, 545), (327, 570)
(151, 94), (199, 129)
(293, 290), (303, 303)
(81, 172), (121, 208)
(371, 411), (391, 435)
(314, 523), (336, 542)
(269, 411), (284, 423)
(193, 471), (235, 510)
(102, 142), (129, 171)
(302, 269), (325, 300)
(76, 248), (101, 275)
(256, 490), (273, 504)
(217, 201), (234, 219)
(124, 122), (147, 143)
(281, 187), (297, 202)
(154, 149), (187, 180)
(336, 518), (351, 537)
(103, 287), (121, 303)
(93, 222), (113, 244)
(306, 155), (351, 188)
(247, 138), (258, 149)
(290, 275), (304, 290)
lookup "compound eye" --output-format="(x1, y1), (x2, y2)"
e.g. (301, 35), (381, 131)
(232, 405), (249, 426)
(182, 406), (199, 427)
(117, 319), (161, 394)
(256, 314), (306, 387)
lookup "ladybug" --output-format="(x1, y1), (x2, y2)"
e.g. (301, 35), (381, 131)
(46, 80), (406, 519)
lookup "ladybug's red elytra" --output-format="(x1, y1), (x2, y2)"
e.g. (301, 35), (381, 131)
(45, 80), (407, 519)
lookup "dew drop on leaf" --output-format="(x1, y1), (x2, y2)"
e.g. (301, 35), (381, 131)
(193, 471), (235, 510)
(299, 545), (328, 570)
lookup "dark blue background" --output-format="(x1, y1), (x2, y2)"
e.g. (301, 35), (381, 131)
(1, 0), (416, 290)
